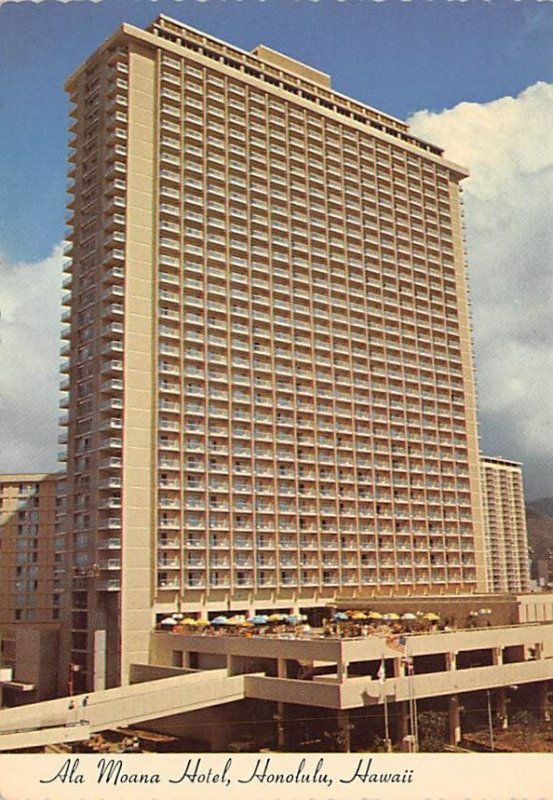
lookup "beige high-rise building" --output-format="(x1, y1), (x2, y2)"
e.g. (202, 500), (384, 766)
(62, 15), (486, 690)
(0, 473), (65, 627)
(481, 456), (530, 593)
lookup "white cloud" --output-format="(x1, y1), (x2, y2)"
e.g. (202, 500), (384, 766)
(409, 82), (553, 499)
(0, 244), (63, 475)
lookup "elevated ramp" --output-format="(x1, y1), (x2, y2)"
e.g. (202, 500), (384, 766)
(0, 669), (246, 752)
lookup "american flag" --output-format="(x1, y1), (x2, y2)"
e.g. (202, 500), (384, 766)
(385, 633), (407, 655)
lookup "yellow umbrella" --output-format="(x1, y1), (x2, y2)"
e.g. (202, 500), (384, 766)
(181, 617), (197, 625)
(423, 612), (440, 621)
(351, 611), (367, 620)
(368, 611), (383, 619)
(196, 618), (210, 626)
(383, 612), (400, 620)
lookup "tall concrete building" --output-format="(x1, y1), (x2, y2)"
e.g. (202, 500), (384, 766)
(481, 456), (530, 594)
(62, 15), (486, 690)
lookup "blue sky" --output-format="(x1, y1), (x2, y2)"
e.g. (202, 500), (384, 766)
(0, 0), (552, 264)
(0, 0), (552, 500)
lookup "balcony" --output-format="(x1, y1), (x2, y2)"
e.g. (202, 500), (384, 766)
(99, 559), (121, 571)
(97, 580), (121, 591)
(158, 579), (181, 590)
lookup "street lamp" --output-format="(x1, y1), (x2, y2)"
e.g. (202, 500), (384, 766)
(67, 662), (80, 696)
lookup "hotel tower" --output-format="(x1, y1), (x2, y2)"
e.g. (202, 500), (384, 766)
(61, 16), (486, 690)
(481, 456), (530, 594)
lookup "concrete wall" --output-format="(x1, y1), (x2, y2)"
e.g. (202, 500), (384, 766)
(14, 628), (59, 701)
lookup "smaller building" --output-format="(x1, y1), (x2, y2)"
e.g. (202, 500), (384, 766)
(0, 473), (65, 703)
(0, 472), (65, 627)
(481, 456), (530, 593)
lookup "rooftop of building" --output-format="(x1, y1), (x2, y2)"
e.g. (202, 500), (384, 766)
(481, 455), (523, 468)
(0, 471), (64, 484)
(65, 14), (468, 167)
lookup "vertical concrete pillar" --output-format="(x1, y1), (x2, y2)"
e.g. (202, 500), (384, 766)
(491, 647), (503, 666)
(393, 657), (404, 677)
(395, 701), (409, 745)
(93, 629), (107, 691)
(275, 656), (289, 747)
(276, 702), (286, 749)
(337, 660), (349, 682)
(337, 709), (351, 752)
(538, 682), (551, 721)
(448, 694), (461, 745)
(497, 688), (508, 729)
(445, 651), (457, 670)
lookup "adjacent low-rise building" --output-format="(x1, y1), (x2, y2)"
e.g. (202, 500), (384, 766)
(0, 473), (65, 703)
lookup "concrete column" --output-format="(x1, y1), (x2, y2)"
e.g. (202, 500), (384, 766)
(395, 701), (409, 745)
(181, 651), (191, 668)
(337, 659), (349, 682)
(448, 694), (461, 745)
(276, 702), (286, 749)
(445, 651), (457, 670)
(491, 647), (503, 666)
(497, 688), (508, 729)
(277, 658), (287, 678)
(535, 642), (545, 660)
(538, 682), (551, 721)
(393, 657), (404, 677)
(336, 709), (351, 752)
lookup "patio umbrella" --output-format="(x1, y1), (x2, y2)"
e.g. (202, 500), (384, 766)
(401, 613), (417, 621)
(196, 618), (210, 627)
(268, 613), (286, 622)
(423, 612), (440, 621)
(211, 616), (228, 625)
(334, 612), (349, 621)
(181, 617), (197, 625)
(286, 614), (303, 624)
(351, 611), (367, 620)
(250, 615), (269, 625)
(160, 616), (178, 627)
(383, 612), (400, 621)
(368, 611), (383, 619)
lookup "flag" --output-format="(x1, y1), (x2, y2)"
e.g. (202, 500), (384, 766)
(385, 633), (407, 655)
(377, 659), (386, 684)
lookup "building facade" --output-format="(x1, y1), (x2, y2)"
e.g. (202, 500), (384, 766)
(481, 456), (530, 593)
(62, 15), (486, 690)
(0, 473), (65, 627)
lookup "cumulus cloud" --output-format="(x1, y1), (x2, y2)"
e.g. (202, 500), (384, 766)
(0, 244), (63, 474)
(409, 82), (553, 500)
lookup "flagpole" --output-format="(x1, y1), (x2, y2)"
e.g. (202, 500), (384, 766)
(407, 640), (418, 753)
(380, 653), (391, 752)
